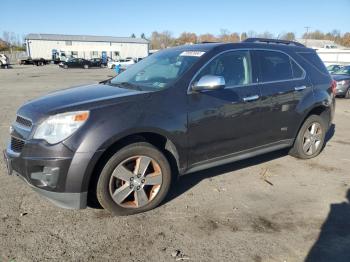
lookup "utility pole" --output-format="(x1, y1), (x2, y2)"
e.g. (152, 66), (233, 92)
(304, 26), (311, 46)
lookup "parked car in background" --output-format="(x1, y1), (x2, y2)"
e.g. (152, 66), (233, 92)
(59, 58), (92, 69)
(107, 58), (135, 69)
(5, 39), (335, 216)
(90, 58), (107, 67)
(0, 54), (9, 68)
(327, 64), (343, 74)
(332, 65), (350, 98)
(19, 57), (49, 66)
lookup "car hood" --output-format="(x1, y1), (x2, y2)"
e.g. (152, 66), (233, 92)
(17, 83), (149, 123)
(332, 74), (350, 81)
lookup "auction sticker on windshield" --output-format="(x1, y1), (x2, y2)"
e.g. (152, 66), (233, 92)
(180, 51), (205, 57)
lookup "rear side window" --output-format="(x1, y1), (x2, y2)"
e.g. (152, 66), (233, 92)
(291, 59), (304, 78)
(257, 51), (293, 82)
(298, 52), (329, 75)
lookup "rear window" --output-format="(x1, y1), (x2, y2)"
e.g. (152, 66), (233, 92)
(298, 52), (329, 75)
(257, 51), (293, 82)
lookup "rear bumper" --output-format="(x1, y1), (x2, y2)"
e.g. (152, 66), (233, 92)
(336, 84), (349, 96)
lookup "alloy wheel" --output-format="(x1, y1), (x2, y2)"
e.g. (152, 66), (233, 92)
(302, 122), (322, 155)
(109, 155), (163, 208)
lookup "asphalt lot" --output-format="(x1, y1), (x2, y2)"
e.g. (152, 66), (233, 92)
(0, 65), (350, 262)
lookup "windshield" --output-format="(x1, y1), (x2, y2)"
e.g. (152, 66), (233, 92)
(109, 49), (203, 91)
(333, 66), (350, 75)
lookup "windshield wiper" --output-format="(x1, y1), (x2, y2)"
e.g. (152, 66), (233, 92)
(110, 82), (142, 91)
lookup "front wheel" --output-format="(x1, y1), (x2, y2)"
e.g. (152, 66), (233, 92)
(96, 142), (172, 215)
(289, 115), (327, 159)
(83, 64), (89, 69)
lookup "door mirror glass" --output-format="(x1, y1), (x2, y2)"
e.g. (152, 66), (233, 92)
(192, 75), (225, 91)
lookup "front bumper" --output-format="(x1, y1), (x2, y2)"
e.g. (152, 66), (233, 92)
(3, 142), (88, 209)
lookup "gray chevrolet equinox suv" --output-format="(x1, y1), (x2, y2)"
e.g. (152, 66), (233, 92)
(4, 38), (336, 215)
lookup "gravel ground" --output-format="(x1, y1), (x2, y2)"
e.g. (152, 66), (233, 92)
(0, 65), (349, 262)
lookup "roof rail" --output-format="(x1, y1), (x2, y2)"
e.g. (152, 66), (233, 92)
(243, 38), (305, 47)
(198, 41), (220, 44)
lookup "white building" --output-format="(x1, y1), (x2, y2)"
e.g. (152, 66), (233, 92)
(25, 33), (149, 60)
(297, 39), (350, 65)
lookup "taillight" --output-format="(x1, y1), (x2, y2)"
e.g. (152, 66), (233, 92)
(331, 80), (337, 95)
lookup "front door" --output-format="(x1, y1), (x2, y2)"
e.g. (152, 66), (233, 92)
(187, 50), (263, 166)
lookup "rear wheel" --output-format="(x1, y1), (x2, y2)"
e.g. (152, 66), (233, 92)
(84, 64), (89, 69)
(64, 64), (68, 69)
(289, 115), (327, 159)
(96, 142), (172, 215)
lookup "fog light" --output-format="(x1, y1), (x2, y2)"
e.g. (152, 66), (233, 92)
(31, 167), (59, 188)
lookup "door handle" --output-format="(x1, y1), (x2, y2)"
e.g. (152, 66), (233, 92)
(294, 86), (306, 91)
(243, 95), (260, 102)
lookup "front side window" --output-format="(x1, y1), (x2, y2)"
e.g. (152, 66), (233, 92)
(110, 49), (202, 91)
(257, 51), (293, 82)
(193, 51), (252, 87)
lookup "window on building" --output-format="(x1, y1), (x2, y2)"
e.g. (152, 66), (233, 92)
(91, 51), (98, 57)
(71, 51), (78, 57)
(65, 41), (72, 46)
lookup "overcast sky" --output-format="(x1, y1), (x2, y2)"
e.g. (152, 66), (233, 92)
(1, 0), (349, 38)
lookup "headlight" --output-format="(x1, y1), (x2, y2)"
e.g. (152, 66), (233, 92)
(34, 111), (89, 144)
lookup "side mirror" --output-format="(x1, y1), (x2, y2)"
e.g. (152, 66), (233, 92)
(192, 75), (225, 92)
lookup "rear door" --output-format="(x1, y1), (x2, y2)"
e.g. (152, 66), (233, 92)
(187, 50), (264, 165)
(254, 50), (309, 144)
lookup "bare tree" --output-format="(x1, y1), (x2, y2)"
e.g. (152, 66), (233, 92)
(198, 33), (217, 43)
(280, 32), (296, 41)
(150, 31), (174, 49)
(258, 31), (274, 39)
(240, 32), (248, 41)
(177, 32), (197, 45)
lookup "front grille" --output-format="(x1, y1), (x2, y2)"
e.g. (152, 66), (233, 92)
(11, 137), (25, 153)
(16, 115), (32, 128)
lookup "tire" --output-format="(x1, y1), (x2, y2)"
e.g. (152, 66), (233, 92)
(289, 115), (327, 159)
(96, 142), (172, 216)
(345, 88), (350, 99)
(64, 65), (68, 69)
(84, 64), (89, 69)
